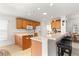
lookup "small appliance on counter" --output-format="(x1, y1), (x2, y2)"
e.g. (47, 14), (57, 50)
(26, 25), (33, 30)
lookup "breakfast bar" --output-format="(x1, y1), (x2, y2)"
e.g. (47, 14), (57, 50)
(47, 33), (66, 56)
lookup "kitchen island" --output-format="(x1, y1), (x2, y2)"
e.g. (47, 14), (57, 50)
(15, 32), (66, 56)
(47, 33), (66, 56)
(31, 33), (66, 56)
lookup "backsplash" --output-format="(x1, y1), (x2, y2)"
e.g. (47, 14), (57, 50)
(16, 29), (27, 32)
(16, 29), (34, 35)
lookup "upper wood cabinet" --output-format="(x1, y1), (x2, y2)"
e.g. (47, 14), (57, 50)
(16, 17), (40, 29)
(22, 20), (31, 29)
(51, 19), (61, 29)
(31, 21), (40, 29)
(16, 18), (23, 29)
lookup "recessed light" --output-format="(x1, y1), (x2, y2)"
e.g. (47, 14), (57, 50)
(37, 8), (41, 10)
(50, 3), (53, 6)
(43, 12), (47, 15)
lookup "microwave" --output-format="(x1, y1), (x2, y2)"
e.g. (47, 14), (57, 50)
(26, 25), (33, 30)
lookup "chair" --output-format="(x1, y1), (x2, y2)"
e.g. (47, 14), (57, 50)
(56, 36), (72, 56)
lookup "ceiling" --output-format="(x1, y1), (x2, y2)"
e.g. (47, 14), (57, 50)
(0, 3), (79, 21)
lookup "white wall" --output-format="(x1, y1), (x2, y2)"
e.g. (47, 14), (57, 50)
(61, 16), (66, 33)
(66, 15), (79, 33)
(40, 17), (66, 56)
(0, 15), (16, 47)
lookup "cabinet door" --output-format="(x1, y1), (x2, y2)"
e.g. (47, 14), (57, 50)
(31, 22), (36, 29)
(22, 20), (27, 29)
(23, 20), (32, 29)
(15, 35), (22, 47)
(32, 22), (40, 29)
(22, 36), (31, 50)
(16, 18), (23, 29)
(32, 40), (42, 56)
(35, 22), (40, 26)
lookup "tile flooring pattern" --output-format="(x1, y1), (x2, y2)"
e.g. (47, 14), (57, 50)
(72, 42), (79, 56)
(0, 42), (79, 56)
(0, 45), (31, 56)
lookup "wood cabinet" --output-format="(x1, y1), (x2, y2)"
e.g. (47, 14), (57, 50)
(72, 33), (79, 42)
(15, 35), (22, 47)
(51, 19), (61, 29)
(15, 34), (42, 55)
(31, 21), (40, 29)
(16, 17), (40, 29)
(16, 18), (23, 29)
(22, 36), (31, 50)
(15, 35), (31, 50)
(31, 40), (42, 56)
(22, 20), (31, 29)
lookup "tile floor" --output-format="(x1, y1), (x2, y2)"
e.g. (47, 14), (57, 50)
(0, 45), (31, 56)
(0, 42), (79, 56)
(72, 42), (79, 56)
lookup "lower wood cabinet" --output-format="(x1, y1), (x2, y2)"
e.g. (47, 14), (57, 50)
(15, 35), (42, 56)
(16, 18), (23, 29)
(31, 40), (42, 56)
(15, 35), (31, 50)
(22, 36), (31, 50)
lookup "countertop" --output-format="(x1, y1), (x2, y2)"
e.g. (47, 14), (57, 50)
(31, 37), (42, 42)
(47, 33), (66, 41)
(15, 32), (41, 42)
(15, 32), (66, 42)
(15, 32), (34, 36)
(31, 33), (66, 42)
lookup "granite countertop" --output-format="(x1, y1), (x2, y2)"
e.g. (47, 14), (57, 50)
(15, 32), (34, 36)
(47, 33), (66, 41)
(31, 36), (42, 42)
(31, 33), (66, 42)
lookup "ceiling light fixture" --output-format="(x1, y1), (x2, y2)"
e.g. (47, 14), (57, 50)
(50, 3), (53, 6)
(43, 12), (47, 15)
(37, 8), (41, 10)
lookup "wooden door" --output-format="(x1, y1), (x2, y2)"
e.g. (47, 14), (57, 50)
(16, 18), (23, 29)
(32, 40), (42, 56)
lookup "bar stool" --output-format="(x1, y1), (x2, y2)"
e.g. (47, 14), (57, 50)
(56, 37), (72, 56)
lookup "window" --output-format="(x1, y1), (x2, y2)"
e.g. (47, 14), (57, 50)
(0, 20), (8, 40)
